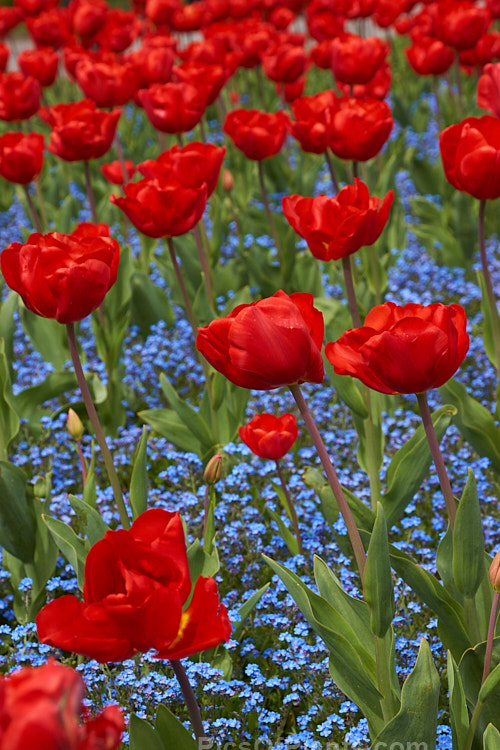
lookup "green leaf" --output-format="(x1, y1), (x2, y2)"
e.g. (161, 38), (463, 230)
(459, 638), (500, 738)
(264, 555), (385, 734)
(0, 339), (19, 461)
(187, 538), (220, 586)
(160, 374), (215, 456)
(453, 469), (485, 599)
(68, 495), (108, 548)
(479, 663), (500, 704)
(0, 461), (35, 562)
(477, 269), (498, 369)
(138, 408), (203, 456)
(82, 443), (97, 508)
(447, 651), (469, 750)
(302, 468), (339, 526)
(130, 271), (174, 336)
(439, 378), (500, 468)
(129, 426), (148, 520)
(129, 714), (165, 750)
(383, 404), (456, 527)
(42, 515), (86, 589)
(15, 372), (77, 423)
(265, 506), (299, 556)
(373, 639), (439, 747)
(232, 584), (270, 641)
(363, 503), (394, 638)
(483, 724), (500, 749)
(328, 369), (369, 418)
(154, 705), (196, 750)
(436, 525), (463, 603)
(19, 307), (68, 369)
(0, 291), (18, 372)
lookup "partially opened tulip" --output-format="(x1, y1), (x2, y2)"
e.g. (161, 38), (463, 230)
(0, 131), (44, 185)
(37, 508), (231, 662)
(0, 71), (41, 122)
(326, 301), (470, 527)
(478, 63), (500, 118)
(196, 290), (325, 390)
(330, 32), (389, 86)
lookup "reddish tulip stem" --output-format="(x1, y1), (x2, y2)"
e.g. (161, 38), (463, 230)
(454, 52), (464, 116)
(276, 459), (304, 555)
(416, 391), (457, 530)
(198, 118), (207, 144)
(342, 256), (362, 328)
(166, 237), (199, 339)
(257, 160), (283, 266)
(193, 224), (214, 308)
(84, 161), (98, 223)
(66, 323), (130, 530)
(325, 150), (340, 194)
(176, 132), (184, 147)
(114, 134), (129, 185)
(22, 185), (42, 233)
(34, 180), (49, 232)
(289, 383), (366, 579)
(432, 77), (442, 132)
(170, 659), (207, 743)
(352, 161), (358, 180)
(478, 200), (500, 376)
(76, 439), (88, 485)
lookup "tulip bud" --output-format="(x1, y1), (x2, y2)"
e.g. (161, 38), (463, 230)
(222, 168), (234, 192)
(204, 453), (222, 485)
(67, 408), (84, 441)
(489, 548), (500, 591)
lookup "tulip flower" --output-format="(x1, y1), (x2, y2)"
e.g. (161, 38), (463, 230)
(329, 96), (394, 163)
(0, 43), (9, 74)
(0, 72), (41, 122)
(100, 158), (136, 185)
(196, 290), (325, 391)
(138, 142), (226, 197)
(223, 108), (289, 162)
(36, 508), (232, 662)
(74, 55), (140, 107)
(17, 47), (59, 88)
(138, 81), (208, 135)
(0, 223), (120, 325)
(330, 32), (389, 86)
(477, 63), (500, 118)
(0, 131), (44, 186)
(0, 659), (123, 750)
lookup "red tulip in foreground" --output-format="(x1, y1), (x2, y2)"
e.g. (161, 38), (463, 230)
(325, 301), (469, 395)
(196, 290), (325, 390)
(0, 659), (123, 750)
(0, 131), (44, 185)
(282, 179), (394, 261)
(439, 115), (500, 201)
(36, 508), (231, 662)
(0, 223), (120, 324)
(239, 413), (298, 461)
(223, 108), (289, 161)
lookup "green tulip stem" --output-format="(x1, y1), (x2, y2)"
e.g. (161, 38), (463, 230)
(66, 323), (130, 530)
(342, 255), (362, 328)
(84, 160), (98, 223)
(257, 160), (283, 267)
(34, 180), (49, 232)
(454, 52), (464, 116)
(374, 633), (397, 723)
(193, 224), (214, 308)
(352, 160), (358, 180)
(166, 236), (199, 341)
(483, 591), (500, 686)
(113, 134), (130, 185)
(432, 77), (442, 132)
(478, 200), (500, 378)
(325, 150), (340, 194)
(170, 659), (207, 743)
(76, 438), (88, 486)
(276, 459), (304, 556)
(198, 117), (207, 144)
(22, 185), (42, 233)
(289, 383), (366, 579)
(364, 390), (382, 510)
(416, 392), (457, 530)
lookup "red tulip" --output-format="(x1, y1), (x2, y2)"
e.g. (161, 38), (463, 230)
(170, 2), (206, 32)
(331, 32), (389, 85)
(13, 0), (57, 17)
(459, 31), (500, 71)
(289, 90), (337, 154)
(239, 413), (298, 460)
(325, 301), (469, 395)
(1, 223), (120, 324)
(110, 177), (208, 238)
(26, 8), (72, 50)
(477, 62), (500, 116)
(223, 108), (289, 161)
(173, 60), (227, 106)
(138, 142), (226, 196)
(405, 34), (455, 76)
(434, 0), (491, 51)
(329, 96), (393, 162)
(0, 72), (41, 122)
(100, 159), (136, 185)
(18, 48), (59, 88)
(0, 659), (123, 750)
(36, 509), (232, 662)
(92, 8), (144, 53)
(0, 131), (44, 184)
(336, 61), (392, 100)
(276, 75), (307, 103)
(75, 56), (140, 107)
(487, 0), (500, 19)
(261, 38), (308, 84)
(282, 179), (394, 261)
(129, 39), (176, 88)
(138, 81), (207, 134)
(69, 0), (107, 38)
(40, 98), (121, 162)
(196, 290), (325, 390)
(439, 115), (500, 200)
(0, 7), (23, 37)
